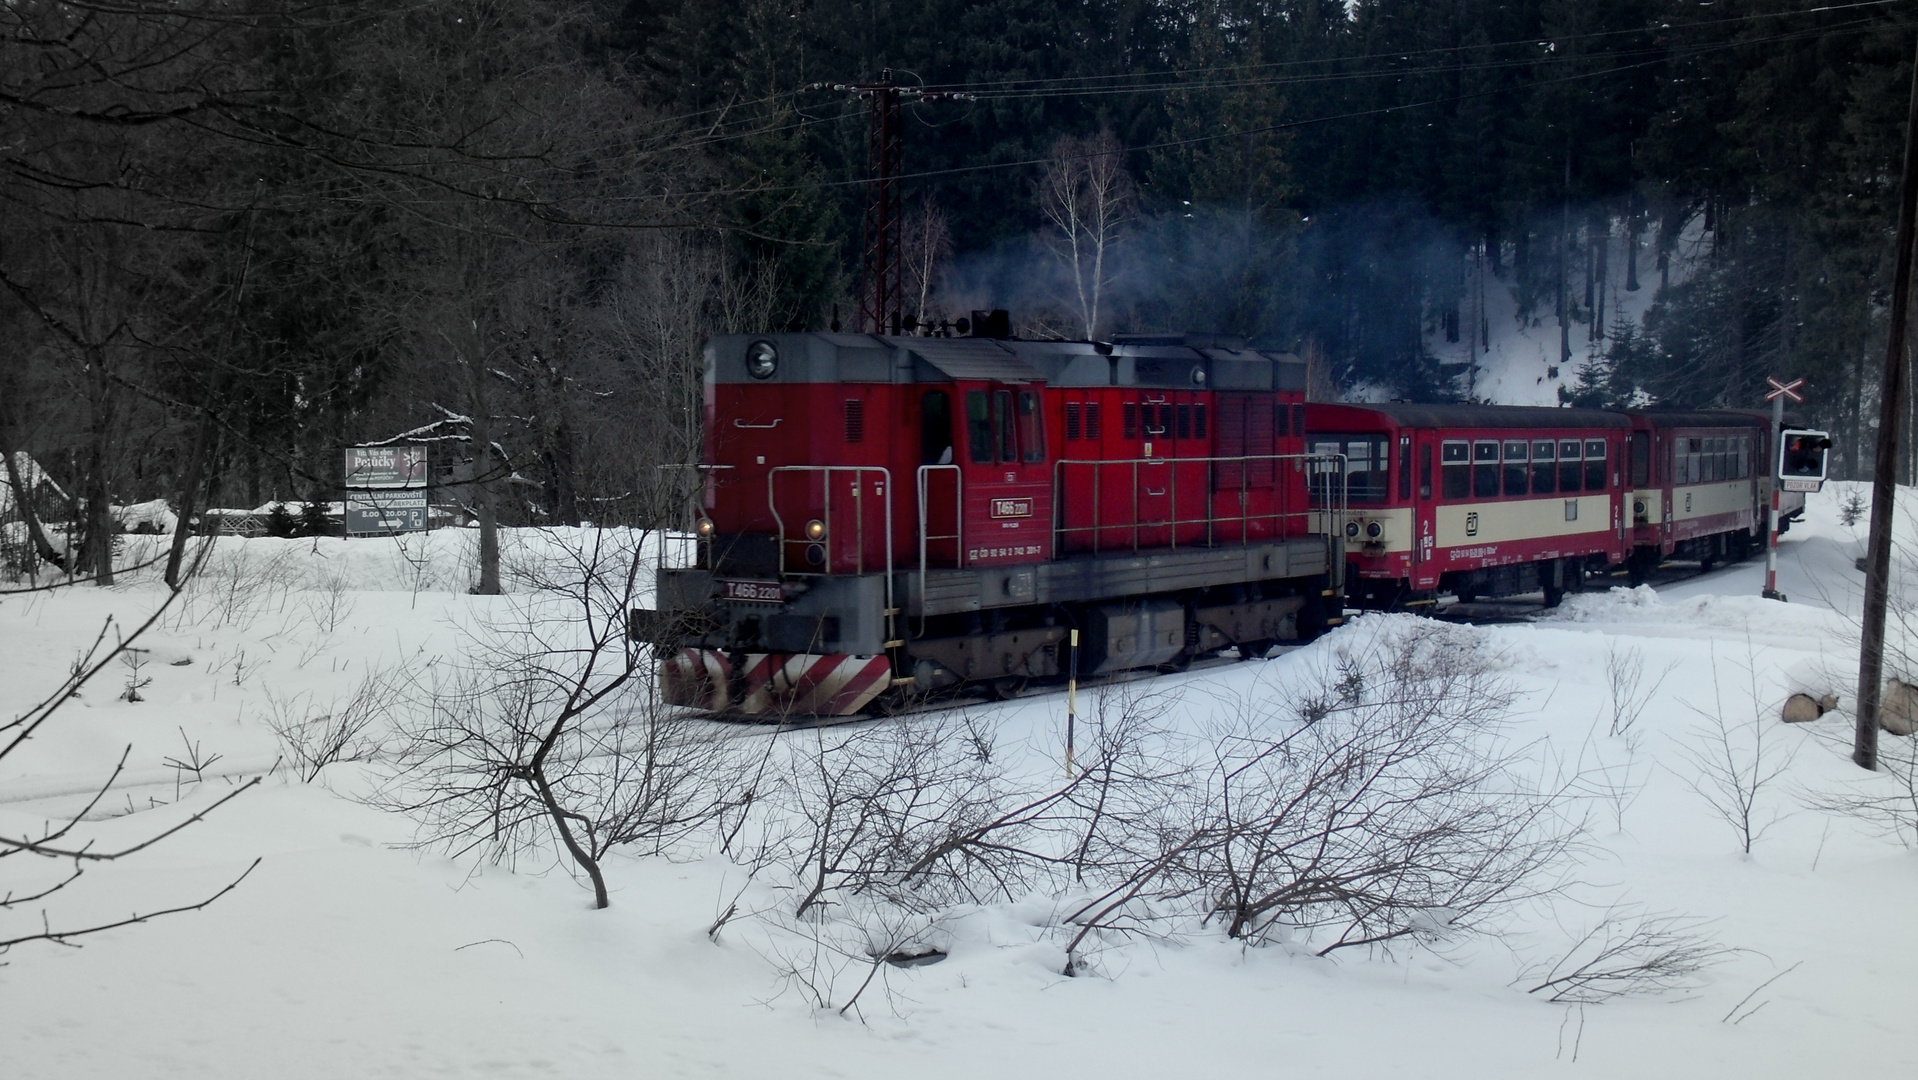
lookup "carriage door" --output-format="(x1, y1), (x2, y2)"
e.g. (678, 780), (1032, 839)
(959, 383), (1053, 566)
(1413, 431), (1439, 588)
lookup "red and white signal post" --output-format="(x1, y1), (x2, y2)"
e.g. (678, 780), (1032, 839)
(1762, 376), (1804, 600)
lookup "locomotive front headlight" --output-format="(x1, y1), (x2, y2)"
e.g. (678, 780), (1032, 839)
(1345, 521), (1361, 539)
(694, 516), (716, 538)
(1365, 520), (1383, 539)
(805, 518), (827, 541)
(745, 339), (779, 379)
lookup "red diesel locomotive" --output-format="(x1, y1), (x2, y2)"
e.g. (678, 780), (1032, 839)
(643, 327), (1341, 716)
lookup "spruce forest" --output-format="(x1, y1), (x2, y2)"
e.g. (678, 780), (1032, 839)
(4, 0), (1915, 551)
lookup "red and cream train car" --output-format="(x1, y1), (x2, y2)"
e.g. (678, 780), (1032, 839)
(1306, 404), (1633, 606)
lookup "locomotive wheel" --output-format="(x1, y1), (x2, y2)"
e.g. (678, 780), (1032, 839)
(982, 677), (1028, 702)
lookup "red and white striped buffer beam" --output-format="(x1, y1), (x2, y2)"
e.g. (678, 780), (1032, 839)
(661, 649), (893, 717)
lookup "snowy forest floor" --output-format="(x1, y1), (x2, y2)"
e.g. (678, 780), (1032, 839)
(4, 486), (1916, 1079)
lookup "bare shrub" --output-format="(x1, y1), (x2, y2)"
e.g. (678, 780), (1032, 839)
(3, 602), (259, 956)
(1805, 722), (1918, 846)
(1526, 908), (1733, 1003)
(264, 665), (405, 783)
(1678, 645), (1798, 854)
(1061, 622), (1579, 973)
(374, 527), (760, 908)
(1604, 639), (1674, 737)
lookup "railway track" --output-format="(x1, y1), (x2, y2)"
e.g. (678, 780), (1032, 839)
(717, 556), (1751, 730)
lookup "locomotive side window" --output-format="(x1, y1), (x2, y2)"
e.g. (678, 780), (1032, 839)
(1085, 403), (1101, 440)
(1194, 403), (1206, 438)
(1065, 402), (1082, 441)
(1473, 440), (1499, 499)
(922, 391), (954, 465)
(1558, 440), (1583, 493)
(1630, 432), (1650, 486)
(1584, 440), (1607, 490)
(1275, 401), (1290, 436)
(1017, 390), (1046, 463)
(1503, 440), (1529, 497)
(1177, 404), (1192, 440)
(966, 391), (993, 464)
(1123, 402), (1139, 440)
(1441, 441), (1470, 499)
(1531, 440), (1556, 494)
(1292, 404), (1305, 440)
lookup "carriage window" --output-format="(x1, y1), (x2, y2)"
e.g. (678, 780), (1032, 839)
(1584, 439), (1607, 490)
(1630, 432), (1650, 486)
(1473, 440), (1499, 499)
(1503, 440), (1529, 497)
(1419, 442), (1433, 500)
(996, 390), (1018, 462)
(1531, 439), (1556, 494)
(1311, 435), (1389, 504)
(1442, 441), (1470, 499)
(1558, 440), (1583, 493)
(1017, 390), (1046, 463)
(922, 391), (953, 465)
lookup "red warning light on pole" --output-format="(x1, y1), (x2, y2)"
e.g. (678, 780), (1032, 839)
(1765, 376), (1805, 403)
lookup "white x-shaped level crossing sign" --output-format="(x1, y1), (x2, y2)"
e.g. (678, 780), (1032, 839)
(1765, 375), (1805, 403)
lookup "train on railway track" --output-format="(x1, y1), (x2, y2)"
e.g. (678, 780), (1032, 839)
(634, 321), (1830, 717)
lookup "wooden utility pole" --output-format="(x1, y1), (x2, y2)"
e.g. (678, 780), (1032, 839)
(1853, 36), (1918, 771)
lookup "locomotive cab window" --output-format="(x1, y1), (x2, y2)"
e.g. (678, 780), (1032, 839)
(965, 391), (993, 464)
(996, 391), (1017, 462)
(1017, 390), (1045, 463)
(922, 391), (953, 465)
(1473, 440), (1499, 499)
(1441, 441), (1470, 499)
(1531, 440), (1556, 495)
(1584, 440), (1607, 490)
(1558, 440), (1583, 493)
(1503, 440), (1529, 497)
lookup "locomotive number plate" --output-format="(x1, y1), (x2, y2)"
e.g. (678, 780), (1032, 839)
(1781, 478), (1823, 493)
(719, 579), (784, 604)
(990, 497), (1034, 519)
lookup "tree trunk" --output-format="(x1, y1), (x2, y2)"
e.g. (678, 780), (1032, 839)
(164, 407), (213, 589)
(2, 448), (66, 572)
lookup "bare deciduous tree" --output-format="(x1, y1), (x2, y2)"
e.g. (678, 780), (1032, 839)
(1039, 130), (1134, 339)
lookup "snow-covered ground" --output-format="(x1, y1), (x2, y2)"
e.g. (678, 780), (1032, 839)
(5, 488), (1916, 1079)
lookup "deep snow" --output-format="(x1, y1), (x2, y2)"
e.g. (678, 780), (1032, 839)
(4, 486), (1915, 1080)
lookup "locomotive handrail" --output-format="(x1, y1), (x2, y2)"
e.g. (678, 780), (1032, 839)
(914, 463), (964, 635)
(766, 466), (894, 635)
(733, 418), (782, 429)
(1051, 452), (1348, 577)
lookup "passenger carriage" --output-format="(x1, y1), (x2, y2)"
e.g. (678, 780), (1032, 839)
(1306, 403), (1633, 606)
